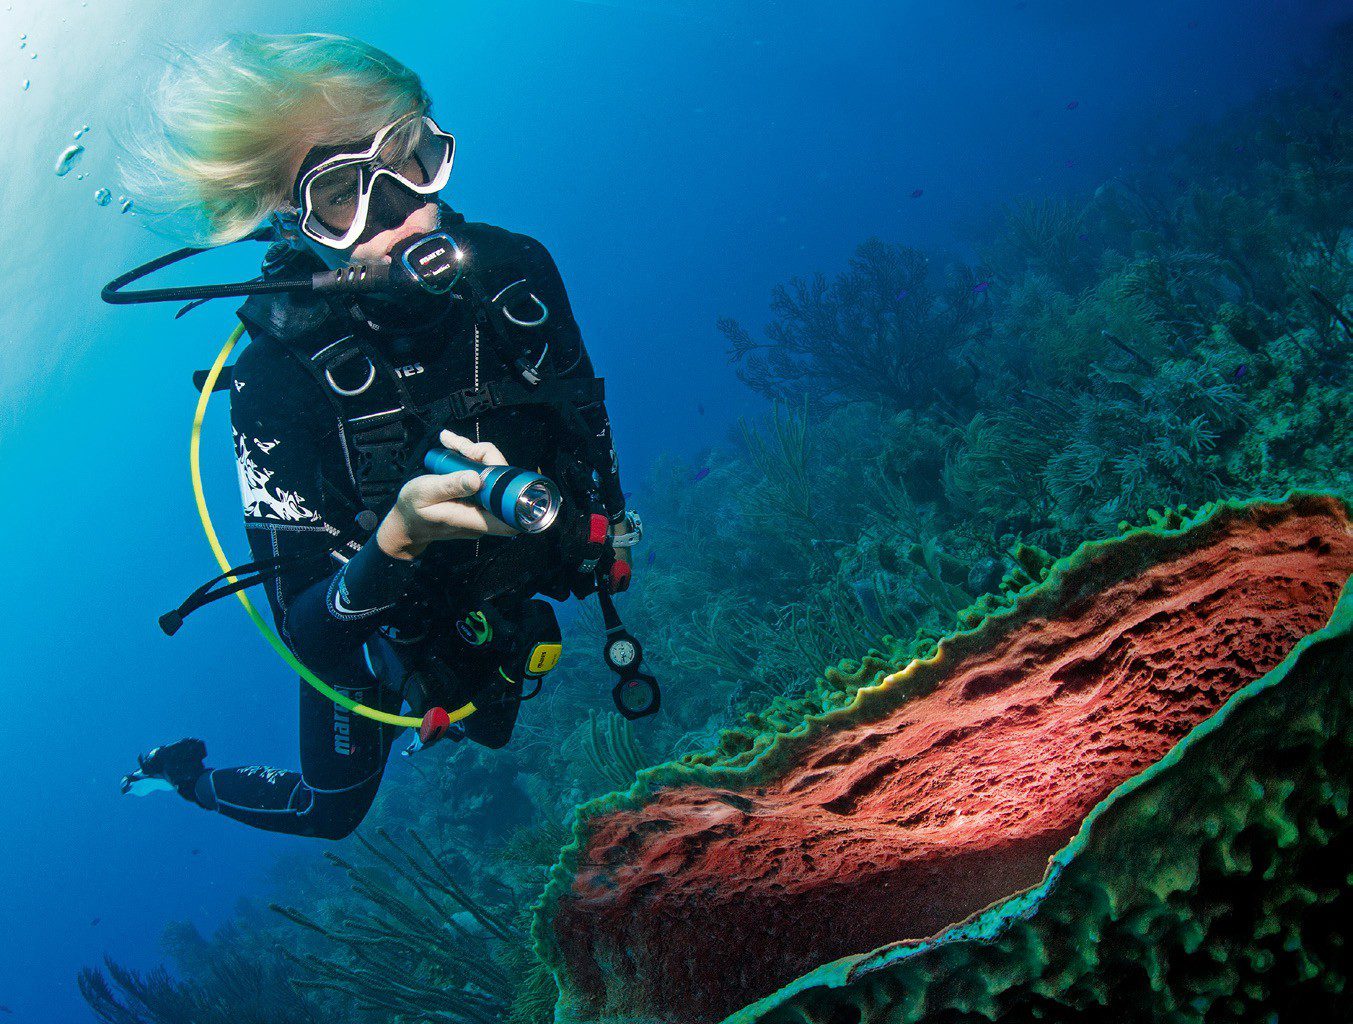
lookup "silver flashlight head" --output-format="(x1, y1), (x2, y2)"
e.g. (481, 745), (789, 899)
(514, 478), (562, 534)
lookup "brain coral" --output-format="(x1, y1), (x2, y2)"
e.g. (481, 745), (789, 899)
(535, 492), (1353, 1024)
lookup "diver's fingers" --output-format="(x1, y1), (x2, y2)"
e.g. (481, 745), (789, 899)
(420, 469), (483, 504)
(423, 500), (517, 537)
(439, 428), (508, 467)
(439, 428), (472, 450)
(400, 471), (481, 510)
(470, 440), (508, 467)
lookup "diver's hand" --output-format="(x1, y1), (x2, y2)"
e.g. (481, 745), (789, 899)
(377, 430), (517, 559)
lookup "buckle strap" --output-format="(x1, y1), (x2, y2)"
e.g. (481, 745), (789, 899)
(447, 383), (497, 420)
(347, 407), (411, 511)
(446, 376), (605, 421)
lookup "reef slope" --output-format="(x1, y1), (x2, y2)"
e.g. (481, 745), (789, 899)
(537, 493), (1353, 1023)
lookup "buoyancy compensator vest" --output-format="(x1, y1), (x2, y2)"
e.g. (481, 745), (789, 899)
(114, 208), (659, 741)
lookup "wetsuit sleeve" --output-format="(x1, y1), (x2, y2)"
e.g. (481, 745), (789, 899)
(229, 338), (419, 670)
(524, 238), (629, 521)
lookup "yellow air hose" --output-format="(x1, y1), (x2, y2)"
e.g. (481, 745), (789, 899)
(190, 323), (476, 732)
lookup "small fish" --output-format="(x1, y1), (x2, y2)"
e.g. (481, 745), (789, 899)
(91, 917), (101, 927)
(895, 288), (909, 300)
(1065, 100), (1079, 111)
(971, 281), (992, 294)
(0, 1004), (13, 1014)
(697, 403), (706, 416)
(1187, 19), (1199, 29)
(623, 491), (633, 501)
(1077, 232), (1090, 242)
(910, 188), (924, 199)
(190, 848), (201, 856)
(1233, 364), (1248, 381)
(692, 467), (711, 482)
(645, 550), (656, 566)
(1063, 158), (1076, 169)
(1232, 144), (1246, 155)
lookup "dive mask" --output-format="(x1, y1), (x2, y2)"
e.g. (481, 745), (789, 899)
(291, 112), (456, 250)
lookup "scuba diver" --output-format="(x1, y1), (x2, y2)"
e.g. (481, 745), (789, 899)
(109, 33), (656, 840)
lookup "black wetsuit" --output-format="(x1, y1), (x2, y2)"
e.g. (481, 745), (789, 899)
(190, 213), (625, 839)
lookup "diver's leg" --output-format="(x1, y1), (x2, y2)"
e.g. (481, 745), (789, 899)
(194, 658), (402, 839)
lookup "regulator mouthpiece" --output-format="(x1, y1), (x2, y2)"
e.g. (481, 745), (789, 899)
(394, 232), (465, 293)
(424, 449), (562, 534)
(310, 231), (466, 298)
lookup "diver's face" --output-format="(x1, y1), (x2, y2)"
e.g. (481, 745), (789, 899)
(348, 199), (440, 264)
(285, 133), (441, 264)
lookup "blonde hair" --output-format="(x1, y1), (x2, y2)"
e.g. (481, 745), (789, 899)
(122, 33), (429, 244)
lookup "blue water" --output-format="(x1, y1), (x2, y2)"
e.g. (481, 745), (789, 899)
(0, 0), (1346, 1019)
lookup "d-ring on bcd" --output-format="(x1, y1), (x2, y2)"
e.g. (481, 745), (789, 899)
(493, 279), (549, 327)
(324, 357), (377, 396)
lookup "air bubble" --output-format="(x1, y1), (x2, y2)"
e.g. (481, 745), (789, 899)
(53, 143), (84, 176)
(95, 187), (111, 206)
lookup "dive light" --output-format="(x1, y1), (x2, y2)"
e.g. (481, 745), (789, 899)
(423, 449), (562, 534)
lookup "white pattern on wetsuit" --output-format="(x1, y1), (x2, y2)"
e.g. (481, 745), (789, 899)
(235, 429), (321, 523)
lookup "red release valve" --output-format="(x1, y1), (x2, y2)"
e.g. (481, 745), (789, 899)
(419, 707), (451, 747)
(587, 513), (610, 546)
(607, 558), (632, 594)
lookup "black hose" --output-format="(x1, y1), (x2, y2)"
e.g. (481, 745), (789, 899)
(101, 243), (314, 305)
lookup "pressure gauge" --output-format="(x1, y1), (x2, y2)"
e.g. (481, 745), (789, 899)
(605, 635), (639, 672)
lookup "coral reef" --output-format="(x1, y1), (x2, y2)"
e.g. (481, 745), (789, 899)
(578, 711), (653, 792)
(720, 240), (988, 414)
(538, 494), (1353, 1023)
(78, 925), (318, 1024)
(271, 827), (524, 1023)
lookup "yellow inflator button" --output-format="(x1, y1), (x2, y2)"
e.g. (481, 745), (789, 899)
(527, 642), (563, 675)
